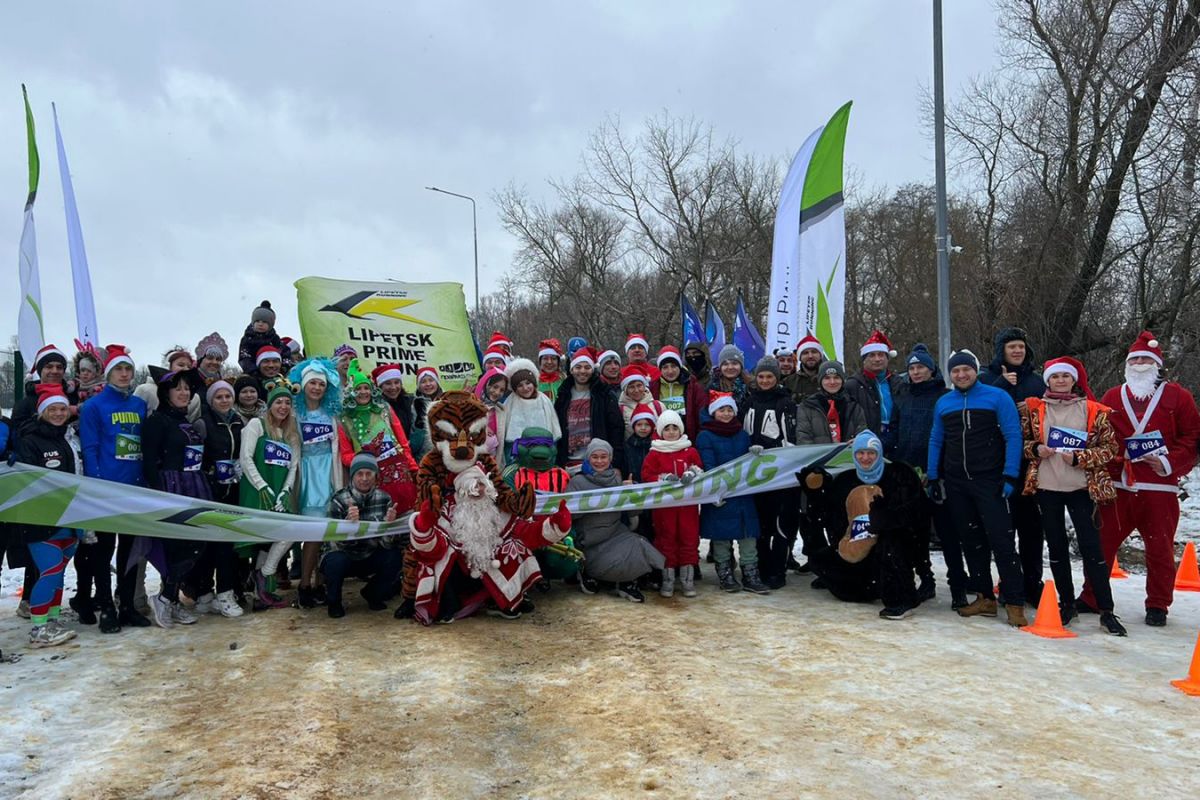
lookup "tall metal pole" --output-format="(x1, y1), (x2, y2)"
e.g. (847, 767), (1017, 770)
(933, 0), (953, 384)
(425, 186), (480, 320)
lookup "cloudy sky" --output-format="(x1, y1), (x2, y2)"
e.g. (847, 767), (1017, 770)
(0, 1), (999, 367)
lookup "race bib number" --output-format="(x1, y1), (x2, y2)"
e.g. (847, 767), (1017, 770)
(115, 433), (141, 461)
(660, 395), (685, 414)
(215, 459), (240, 485)
(183, 444), (204, 472)
(263, 441), (292, 468)
(377, 439), (399, 462)
(1047, 426), (1088, 451)
(849, 514), (874, 542)
(301, 422), (334, 445)
(1126, 430), (1167, 461)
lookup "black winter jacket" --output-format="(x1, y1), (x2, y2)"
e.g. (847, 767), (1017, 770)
(740, 385), (798, 448)
(15, 418), (80, 542)
(141, 406), (204, 490)
(844, 371), (903, 441)
(887, 374), (949, 470)
(554, 375), (627, 474)
(978, 327), (1046, 403)
(237, 325), (284, 375)
(197, 408), (244, 503)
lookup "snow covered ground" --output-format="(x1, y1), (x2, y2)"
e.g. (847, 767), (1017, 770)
(1, 547), (1198, 799)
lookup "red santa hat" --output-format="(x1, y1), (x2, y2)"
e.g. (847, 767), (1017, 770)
(30, 344), (68, 378)
(625, 333), (649, 352)
(620, 364), (651, 391)
(255, 346), (282, 366)
(35, 383), (70, 415)
(597, 349), (621, 367)
(708, 390), (737, 416)
(1042, 356), (1094, 400)
(630, 403), (659, 426)
(416, 366), (440, 385)
(280, 336), (302, 356)
(482, 346), (509, 365)
(537, 339), (563, 360)
(570, 346), (598, 370)
(860, 331), (897, 358)
(371, 363), (405, 386)
(795, 332), (826, 358)
(1126, 330), (1163, 365)
(486, 331), (513, 353)
(656, 346), (683, 367)
(103, 344), (134, 377)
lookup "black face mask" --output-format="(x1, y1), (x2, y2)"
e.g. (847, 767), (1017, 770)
(685, 354), (706, 374)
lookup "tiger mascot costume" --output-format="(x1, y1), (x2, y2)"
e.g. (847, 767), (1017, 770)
(396, 390), (537, 617)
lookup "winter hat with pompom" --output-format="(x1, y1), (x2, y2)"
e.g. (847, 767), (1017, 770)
(251, 301), (276, 326)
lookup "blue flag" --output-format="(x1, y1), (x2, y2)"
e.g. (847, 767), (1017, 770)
(733, 291), (765, 368)
(705, 300), (726, 363)
(681, 294), (705, 348)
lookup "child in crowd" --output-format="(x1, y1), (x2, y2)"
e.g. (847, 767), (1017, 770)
(697, 392), (769, 594)
(237, 301), (283, 374)
(640, 410), (703, 598)
(498, 359), (561, 464)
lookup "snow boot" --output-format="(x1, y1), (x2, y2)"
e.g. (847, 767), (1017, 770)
(1004, 604), (1028, 627)
(616, 583), (645, 603)
(70, 594), (97, 626)
(1100, 612), (1128, 636)
(957, 595), (998, 618)
(680, 565), (697, 598)
(98, 605), (122, 634)
(715, 562), (741, 593)
(1145, 608), (1168, 627)
(659, 568), (675, 598)
(740, 565), (770, 595)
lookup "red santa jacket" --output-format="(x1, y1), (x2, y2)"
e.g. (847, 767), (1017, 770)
(640, 442), (703, 482)
(1099, 380), (1200, 494)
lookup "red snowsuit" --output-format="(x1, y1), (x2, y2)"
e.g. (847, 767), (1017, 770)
(1079, 381), (1200, 612)
(641, 443), (703, 568)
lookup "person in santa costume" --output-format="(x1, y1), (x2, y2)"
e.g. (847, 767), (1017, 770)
(1077, 332), (1200, 627)
(624, 333), (660, 382)
(641, 410), (704, 598)
(409, 464), (572, 623)
(844, 330), (902, 447)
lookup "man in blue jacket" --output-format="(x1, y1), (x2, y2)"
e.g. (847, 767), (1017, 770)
(927, 349), (1028, 627)
(78, 345), (151, 631)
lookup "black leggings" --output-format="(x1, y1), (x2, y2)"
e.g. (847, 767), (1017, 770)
(74, 532), (140, 610)
(1036, 489), (1113, 611)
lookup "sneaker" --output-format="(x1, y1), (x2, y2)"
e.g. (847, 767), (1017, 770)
(957, 596), (998, 618)
(616, 583), (645, 603)
(212, 591), (244, 618)
(1100, 612), (1128, 636)
(16, 600), (30, 619)
(69, 595), (97, 625)
(1145, 608), (1168, 627)
(149, 594), (175, 629)
(193, 593), (215, 615)
(578, 575), (599, 595)
(98, 605), (122, 634)
(740, 565), (771, 595)
(30, 623), (76, 648)
(173, 601), (199, 625)
(486, 604), (521, 620)
(916, 577), (936, 603)
(880, 605), (916, 620)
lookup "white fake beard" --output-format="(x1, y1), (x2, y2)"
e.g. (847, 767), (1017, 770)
(1124, 363), (1160, 400)
(449, 492), (506, 577)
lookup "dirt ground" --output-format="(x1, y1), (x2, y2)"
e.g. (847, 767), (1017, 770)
(1, 556), (1199, 800)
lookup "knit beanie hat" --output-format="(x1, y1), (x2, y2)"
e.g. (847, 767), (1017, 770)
(656, 409), (685, 436)
(349, 451), (379, 477)
(818, 360), (847, 381)
(251, 301), (276, 326)
(233, 374), (260, 399)
(505, 358), (538, 389)
(718, 344), (744, 367)
(754, 355), (781, 380)
(334, 344), (358, 360)
(947, 350), (980, 372)
(205, 379), (235, 406)
(264, 377), (299, 407)
(584, 438), (613, 459)
(906, 343), (936, 372)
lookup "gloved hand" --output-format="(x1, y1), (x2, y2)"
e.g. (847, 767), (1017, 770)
(926, 479), (945, 505)
(1001, 477), (1018, 499)
(680, 468), (701, 484)
(661, 473), (680, 484)
(413, 499), (439, 533)
(273, 489), (291, 512)
(549, 500), (572, 533)
(258, 486), (276, 509)
(6, 451), (16, 467)
(748, 445), (764, 456)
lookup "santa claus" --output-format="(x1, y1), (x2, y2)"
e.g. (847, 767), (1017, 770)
(409, 464), (572, 624)
(1078, 331), (1200, 627)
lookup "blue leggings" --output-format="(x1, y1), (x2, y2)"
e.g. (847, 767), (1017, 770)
(28, 529), (78, 625)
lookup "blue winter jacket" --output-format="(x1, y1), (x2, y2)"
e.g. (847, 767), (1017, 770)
(0, 418), (10, 460)
(696, 426), (759, 541)
(79, 384), (148, 485)
(888, 373), (949, 471)
(927, 379), (1021, 482)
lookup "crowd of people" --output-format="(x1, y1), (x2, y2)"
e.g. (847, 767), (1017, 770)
(1, 296), (1197, 649)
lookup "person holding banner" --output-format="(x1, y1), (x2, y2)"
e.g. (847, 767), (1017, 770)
(1018, 357), (1125, 636)
(142, 371), (212, 629)
(239, 377), (302, 610)
(338, 360), (418, 511)
(1077, 332), (1200, 627)
(78, 345), (151, 631)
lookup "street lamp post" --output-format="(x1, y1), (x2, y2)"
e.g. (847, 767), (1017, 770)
(932, 0), (953, 385)
(425, 186), (479, 321)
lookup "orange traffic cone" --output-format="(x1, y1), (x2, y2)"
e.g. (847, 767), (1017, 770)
(1175, 542), (1200, 592)
(1111, 555), (1129, 580)
(1021, 579), (1077, 639)
(1171, 631), (1200, 696)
